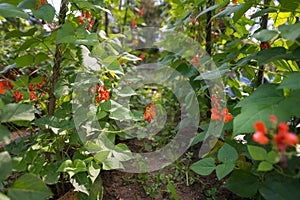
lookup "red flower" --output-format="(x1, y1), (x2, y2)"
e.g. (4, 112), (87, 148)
(131, 17), (136, 29)
(211, 107), (222, 121)
(120, 59), (125, 67)
(29, 83), (34, 91)
(0, 79), (14, 94)
(36, 83), (43, 89)
(13, 90), (24, 102)
(30, 91), (37, 101)
(260, 42), (271, 50)
(269, 115), (277, 125)
(40, 0), (46, 5)
(85, 11), (91, 19)
(100, 90), (110, 101)
(95, 84), (110, 103)
(278, 123), (289, 135)
(89, 19), (94, 26)
(0, 81), (5, 94)
(78, 17), (83, 25)
(144, 103), (157, 123)
(192, 56), (199, 67)
(254, 121), (267, 134)
(139, 9), (143, 16)
(144, 108), (151, 123)
(252, 131), (269, 145)
(223, 108), (233, 122)
(275, 123), (298, 152)
(139, 54), (145, 60)
(81, 11), (85, 17)
(41, 76), (46, 85)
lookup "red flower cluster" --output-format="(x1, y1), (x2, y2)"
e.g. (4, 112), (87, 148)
(210, 96), (233, 122)
(252, 115), (299, 151)
(139, 54), (145, 60)
(144, 103), (156, 123)
(28, 78), (46, 101)
(13, 90), (23, 102)
(189, 15), (199, 26)
(131, 17), (137, 29)
(260, 42), (271, 50)
(252, 121), (269, 145)
(95, 84), (110, 103)
(275, 123), (299, 152)
(0, 79), (14, 94)
(139, 9), (143, 16)
(192, 56), (199, 67)
(78, 11), (93, 31)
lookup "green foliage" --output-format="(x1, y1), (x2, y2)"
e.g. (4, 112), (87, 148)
(1, 0), (300, 199)
(8, 174), (53, 200)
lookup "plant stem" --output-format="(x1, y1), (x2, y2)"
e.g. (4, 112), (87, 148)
(48, 0), (68, 116)
(256, 0), (270, 86)
(205, 0), (214, 57)
(121, 0), (130, 34)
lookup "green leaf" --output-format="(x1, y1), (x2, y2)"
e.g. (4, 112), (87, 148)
(1, 104), (35, 122)
(190, 157), (216, 176)
(214, 4), (244, 18)
(88, 161), (101, 183)
(17, 0), (35, 9)
(71, 173), (89, 195)
(56, 24), (76, 44)
(0, 3), (29, 18)
(279, 23), (300, 41)
(105, 59), (124, 75)
(167, 180), (179, 200)
(117, 86), (136, 97)
(234, 84), (290, 134)
(0, 124), (10, 144)
(8, 174), (53, 200)
(41, 163), (60, 185)
(89, 175), (103, 200)
(196, 4), (220, 19)
(32, 3), (55, 22)
(252, 30), (278, 42)
(224, 170), (259, 198)
(247, 145), (267, 161)
(121, 52), (141, 61)
(96, 110), (107, 120)
(18, 39), (38, 51)
(216, 163), (235, 180)
(15, 55), (34, 67)
(251, 8), (277, 19)
(94, 151), (110, 163)
(259, 175), (300, 200)
(279, 90), (300, 118)
(54, 80), (69, 98)
(5, 27), (37, 39)
(232, 3), (252, 23)
(257, 161), (273, 171)
(256, 47), (287, 66)
(266, 151), (280, 164)
(34, 52), (49, 64)
(0, 151), (12, 181)
(57, 159), (73, 172)
(278, 72), (300, 90)
(102, 157), (123, 170)
(109, 101), (132, 121)
(218, 143), (238, 163)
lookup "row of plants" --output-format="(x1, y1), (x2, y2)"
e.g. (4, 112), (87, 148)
(0, 0), (300, 199)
